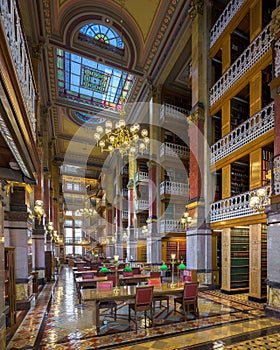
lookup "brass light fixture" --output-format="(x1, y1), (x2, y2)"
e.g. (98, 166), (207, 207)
(249, 187), (270, 213)
(93, 101), (149, 156)
(181, 208), (192, 229)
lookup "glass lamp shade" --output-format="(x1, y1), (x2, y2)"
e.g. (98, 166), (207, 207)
(178, 262), (186, 269)
(123, 265), (132, 272)
(100, 266), (109, 273)
(160, 262), (168, 271)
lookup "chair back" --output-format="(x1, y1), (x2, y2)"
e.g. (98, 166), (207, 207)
(150, 271), (161, 278)
(82, 273), (94, 279)
(132, 267), (141, 275)
(96, 271), (107, 277)
(107, 274), (117, 286)
(135, 286), (154, 307)
(148, 277), (161, 287)
(123, 271), (133, 277)
(77, 264), (86, 270)
(183, 282), (199, 300)
(97, 280), (113, 290)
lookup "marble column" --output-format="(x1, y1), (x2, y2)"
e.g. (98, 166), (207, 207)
(4, 183), (34, 310)
(265, 5), (280, 316)
(147, 160), (161, 264)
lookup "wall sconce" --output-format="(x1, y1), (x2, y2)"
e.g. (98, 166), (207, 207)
(142, 225), (148, 235)
(181, 208), (192, 229)
(249, 187), (270, 213)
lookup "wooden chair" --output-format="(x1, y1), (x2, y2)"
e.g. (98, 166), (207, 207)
(96, 281), (117, 321)
(174, 282), (199, 320)
(150, 271), (161, 278)
(148, 277), (169, 313)
(128, 286), (154, 331)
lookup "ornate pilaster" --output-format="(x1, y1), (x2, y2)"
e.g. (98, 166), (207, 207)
(188, 0), (203, 20)
(4, 183), (34, 310)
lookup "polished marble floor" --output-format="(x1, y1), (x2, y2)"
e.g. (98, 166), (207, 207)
(6, 265), (280, 349)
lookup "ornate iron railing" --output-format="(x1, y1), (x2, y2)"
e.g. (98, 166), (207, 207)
(211, 102), (274, 165)
(160, 219), (185, 233)
(160, 103), (188, 123)
(210, 24), (272, 106)
(210, 0), (245, 48)
(160, 142), (189, 159)
(160, 181), (189, 196)
(210, 186), (270, 222)
(0, 0), (37, 140)
(135, 171), (148, 182)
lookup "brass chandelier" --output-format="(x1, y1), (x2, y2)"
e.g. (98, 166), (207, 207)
(93, 97), (149, 156)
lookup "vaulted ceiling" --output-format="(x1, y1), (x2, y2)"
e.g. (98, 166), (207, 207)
(14, 0), (192, 183)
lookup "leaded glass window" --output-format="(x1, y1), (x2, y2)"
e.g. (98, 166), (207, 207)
(56, 49), (135, 112)
(79, 23), (124, 49)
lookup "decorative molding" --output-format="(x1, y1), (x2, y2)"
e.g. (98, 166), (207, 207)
(187, 103), (204, 123)
(271, 6), (280, 39)
(127, 179), (134, 190)
(188, 0), (203, 20)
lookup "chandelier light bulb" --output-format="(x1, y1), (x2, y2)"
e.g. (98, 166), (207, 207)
(133, 134), (139, 142)
(133, 123), (140, 132)
(96, 125), (103, 134)
(144, 137), (149, 144)
(105, 120), (113, 129)
(141, 128), (148, 137)
(94, 132), (101, 140)
(119, 119), (126, 128)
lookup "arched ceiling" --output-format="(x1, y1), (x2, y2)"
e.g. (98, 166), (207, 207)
(16, 0), (192, 181)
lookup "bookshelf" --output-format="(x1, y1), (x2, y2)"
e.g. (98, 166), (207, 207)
(262, 148), (273, 186)
(249, 224), (267, 302)
(4, 247), (16, 327)
(230, 227), (249, 291)
(230, 98), (249, 130)
(221, 227), (249, 293)
(163, 239), (186, 263)
(231, 162), (249, 195)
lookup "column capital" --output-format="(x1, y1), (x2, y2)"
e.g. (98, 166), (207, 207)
(271, 6), (280, 40)
(147, 160), (157, 169)
(188, 0), (204, 20)
(187, 103), (204, 123)
(127, 179), (134, 190)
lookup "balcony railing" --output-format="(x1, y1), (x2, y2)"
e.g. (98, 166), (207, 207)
(210, 24), (272, 107)
(160, 181), (189, 196)
(0, 0), (37, 140)
(210, 102), (274, 165)
(122, 188), (128, 198)
(160, 219), (185, 233)
(135, 199), (149, 211)
(121, 210), (128, 219)
(160, 142), (189, 159)
(135, 171), (148, 182)
(273, 154), (280, 195)
(160, 104), (188, 123)
(210, 0), (245, 48)
(210, 186), (270, 223)
(274, 38), (280, 78)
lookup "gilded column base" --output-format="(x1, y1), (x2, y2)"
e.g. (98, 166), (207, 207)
(265, 285), (280, 318)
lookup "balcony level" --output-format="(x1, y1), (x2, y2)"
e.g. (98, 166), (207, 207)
(135, 199), (149, 212)
(160, 181), (189, 198)
(210, 185), (270, 224)
(160, 142), (189, 160)
(210, 24), (272, 108)
(210, 0), (246, 51)
(135, 171), (148, 183)
(160, 104), (188, 127)
(210, 102), (274, 168)
(160, 219), (185, 234)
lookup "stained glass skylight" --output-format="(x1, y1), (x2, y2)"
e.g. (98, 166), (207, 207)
(73, 112), (106, 125)
(79, 24), (124, 49)
(56, 49), (135, 112)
